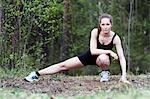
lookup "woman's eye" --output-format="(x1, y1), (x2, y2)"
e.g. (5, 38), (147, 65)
(101, 24), (105, 26)
(106, 24), (110, 25)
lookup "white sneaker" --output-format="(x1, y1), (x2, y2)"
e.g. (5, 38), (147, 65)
(100, 71), (110, 82)
(24, 71), (39, 82)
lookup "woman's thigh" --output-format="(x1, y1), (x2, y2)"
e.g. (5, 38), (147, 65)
(64, 56), (84, 69)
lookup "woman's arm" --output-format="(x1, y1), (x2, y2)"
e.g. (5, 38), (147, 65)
(90, 28), (110, 55)
(114, 35), (130, 83)
(90, 28), (118, 59)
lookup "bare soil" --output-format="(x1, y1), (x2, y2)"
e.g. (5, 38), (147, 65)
(0, 75), (150, 97)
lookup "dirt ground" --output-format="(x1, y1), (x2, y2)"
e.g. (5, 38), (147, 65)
(0, 75), (150, 97)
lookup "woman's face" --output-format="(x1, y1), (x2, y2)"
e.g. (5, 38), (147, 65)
(100, 18), (112, 35)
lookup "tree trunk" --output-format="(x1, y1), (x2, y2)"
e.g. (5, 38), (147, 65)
(0, 0), (2, 35)
(127, 0), (134, 71)
(0, 0), (2, 66)
(98, 1), (103, 15)
(11, 0), (23, 68)
(149, 0), (150, 52)
(60, 0), (72, 74)
(61, 0), (71, 60)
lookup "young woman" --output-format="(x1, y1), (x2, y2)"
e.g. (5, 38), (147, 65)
(25, 13), (130, 83)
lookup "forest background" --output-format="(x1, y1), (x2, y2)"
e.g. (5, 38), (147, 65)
(0, 0), (149, 76)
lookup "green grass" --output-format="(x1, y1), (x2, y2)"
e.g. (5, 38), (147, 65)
(0, 67), (150, 99)
(0, 87), (150, 99)
(0, 67), (37, 78)
(72, 88), (150, 99)
(0, 88), (50, 99)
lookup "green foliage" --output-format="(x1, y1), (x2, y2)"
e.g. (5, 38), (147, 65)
(0, 66), (34, 78)
(1, 0), (63, 69)
(0, 0), (150, 75)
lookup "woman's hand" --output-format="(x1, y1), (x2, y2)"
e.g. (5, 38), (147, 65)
(119, 76), (131, 84)
(109, 51), (118, 60)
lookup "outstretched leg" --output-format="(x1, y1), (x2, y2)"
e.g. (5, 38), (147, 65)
(24, 56), (84, 82)
(38, 56), (84, 75)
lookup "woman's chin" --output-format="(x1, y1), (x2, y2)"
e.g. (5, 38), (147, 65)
(104, 32), (109, 34)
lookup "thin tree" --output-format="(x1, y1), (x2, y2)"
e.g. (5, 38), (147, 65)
(0, 0), (3, 66)
(0, 0), (2, 48)
(149, 0), (150, 51)
(11, 0), (23, 68)
(61, 0), (71, 60)
(127, 0), (134, 72)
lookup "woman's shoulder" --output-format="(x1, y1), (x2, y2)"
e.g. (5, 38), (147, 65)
(91, 28), (98, 37)
(111, 31), (122, 44)
(111, 31), (120, 38)
(111, 31), (116, 35)
(91, 28), (98, 32)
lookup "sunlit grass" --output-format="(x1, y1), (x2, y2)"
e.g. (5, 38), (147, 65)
(0, 87), (150, 99)
(0, 88), (50, 99)
(64, 88), (150, 99)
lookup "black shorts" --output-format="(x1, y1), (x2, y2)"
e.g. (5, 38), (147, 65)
(77, 49), (111, 66)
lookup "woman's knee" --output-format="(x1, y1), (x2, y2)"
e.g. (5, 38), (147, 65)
(96, 54), (110, 66)
(48, 57), (81, 72)
(59, 57), (83, 70)
(57, 61), (69, 71)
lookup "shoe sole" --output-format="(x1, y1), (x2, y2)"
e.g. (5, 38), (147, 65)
(24, 78), (30, 82)
(24, 78), (39, 83)
(100, 80), (109, 82)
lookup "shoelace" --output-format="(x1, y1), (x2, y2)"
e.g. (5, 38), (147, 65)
(32, 76), (38, 79)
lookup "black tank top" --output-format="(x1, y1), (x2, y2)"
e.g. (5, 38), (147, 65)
(97, 33), (116, 50)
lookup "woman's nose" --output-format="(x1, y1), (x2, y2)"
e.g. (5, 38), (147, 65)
(104, 25), (107, 28)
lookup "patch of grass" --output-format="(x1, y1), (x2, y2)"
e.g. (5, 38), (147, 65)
(0, 88), (50, 99)
(0, 67), (37, 78)
(55, 84), (150, 99)
(70, 88), (150, 99)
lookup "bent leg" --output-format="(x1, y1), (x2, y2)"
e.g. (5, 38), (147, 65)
(38, 56), (84, 75)
(96, 54), (110, 82)
(96, 54), (110, 70)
